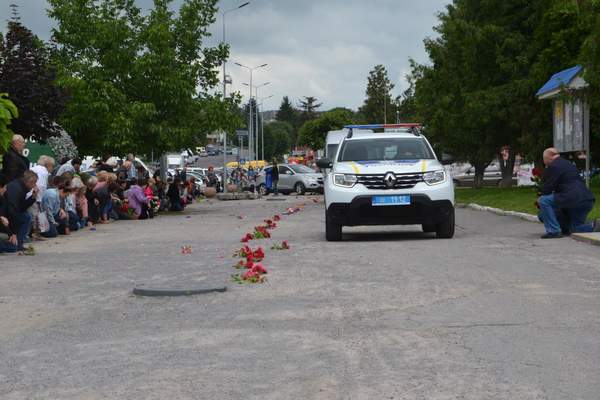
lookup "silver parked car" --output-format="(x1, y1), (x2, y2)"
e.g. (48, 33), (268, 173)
(257, 164), (323, 195)
(452, 163), (517, 187)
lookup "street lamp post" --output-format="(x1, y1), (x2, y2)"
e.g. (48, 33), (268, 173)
(235, 62), (268, 161)
(221, 2), (249, 192)
(243, 81), (270, 161)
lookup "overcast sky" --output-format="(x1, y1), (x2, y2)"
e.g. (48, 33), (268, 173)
(2, 0), (449, 111)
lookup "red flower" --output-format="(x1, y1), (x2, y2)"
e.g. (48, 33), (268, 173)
(242, 269), (259, 280)
(253, 226), (271, 239)
(251, 263), (267, 275)
(241, 233), (253, 243)
(282, 240), (290, 249)
(253, 247), (265, 261)
(532, 167), (543, 178)
(246, 252), (254, 263)
(244, 261), (255, 269)
(273, 215), (281, 221)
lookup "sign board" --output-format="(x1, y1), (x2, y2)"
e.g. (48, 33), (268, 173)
(239, 158), (246, 165)
(553, 98), (589, 153)
(24, 139), (55, 167)
(236, 130), (248, 137)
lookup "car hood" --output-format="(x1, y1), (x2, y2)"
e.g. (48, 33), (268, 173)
(333, 160), (442, 175)
(299, 173), (323, 179)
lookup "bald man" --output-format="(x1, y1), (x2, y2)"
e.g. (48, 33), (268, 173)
(1, 134), (30, 182)
(538, 148), (597, 238)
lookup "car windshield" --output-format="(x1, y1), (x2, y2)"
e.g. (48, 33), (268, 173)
(338, 138), (434, 162)
(289, 164), (314, 174)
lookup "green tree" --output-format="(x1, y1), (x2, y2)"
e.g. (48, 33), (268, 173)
(0, 8), (66, 141)
(396, 60), (422, 123)
(263, 121), (292, 161)
(48, 0), (231, 156)
(276, 96), (297, 127)
(359, 64), (395, 124)
(0, 93), (18, 154)
(413, 0), (548, 187)
(297, 96), (322, 137)
(298, 108), (355, 150)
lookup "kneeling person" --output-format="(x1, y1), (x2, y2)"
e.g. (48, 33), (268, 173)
(538, 148), (598, 239)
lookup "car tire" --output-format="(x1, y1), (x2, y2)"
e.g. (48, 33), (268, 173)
(325, 210), (342, 241)
(258, 184), (268, 196)
(295, 182), (306, 195)
(436, 208), (455, 239)
(422, 224), (436, 233)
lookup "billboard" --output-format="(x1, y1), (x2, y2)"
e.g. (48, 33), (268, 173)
(553, 98), (589, 153)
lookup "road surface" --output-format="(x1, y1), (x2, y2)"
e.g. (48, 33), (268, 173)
(1, 196), (599, 399)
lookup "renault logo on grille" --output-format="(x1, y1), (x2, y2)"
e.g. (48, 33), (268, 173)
(384, 172), (396, 188)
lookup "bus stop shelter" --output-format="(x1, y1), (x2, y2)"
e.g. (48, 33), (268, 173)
(536, 65), (591, 186)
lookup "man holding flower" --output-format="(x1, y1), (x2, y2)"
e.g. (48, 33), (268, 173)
(538, 148), (598, 238)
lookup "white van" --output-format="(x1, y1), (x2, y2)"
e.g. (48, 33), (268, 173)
(166, 153), (184, 170)
(325, 130), (347, 159)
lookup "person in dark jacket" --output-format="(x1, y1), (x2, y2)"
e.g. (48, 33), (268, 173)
(0, 174), (18, 252)
(271, 160), (279, 196)
(1, 134), (29, 182)
(538, 148), (597, 239)
(4, 170), (37, 250)
(167, 178), (184, 211)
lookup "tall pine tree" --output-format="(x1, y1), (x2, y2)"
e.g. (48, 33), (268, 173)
(359, 65), (394, 124)
(0, 6), (66, 141)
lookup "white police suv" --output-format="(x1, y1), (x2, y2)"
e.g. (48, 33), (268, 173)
(317, 124), (455, 241)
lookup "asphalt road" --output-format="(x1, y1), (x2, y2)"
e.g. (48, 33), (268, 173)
(1, 196), (599, 399)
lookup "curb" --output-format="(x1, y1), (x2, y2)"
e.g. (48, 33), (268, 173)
(571, 233), (600, 247)
(456, 203), (540, 223)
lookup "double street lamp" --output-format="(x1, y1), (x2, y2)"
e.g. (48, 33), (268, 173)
(221, 2), (249, 192)
(242, 81), (270, 161)
(235, 62), (268, 161)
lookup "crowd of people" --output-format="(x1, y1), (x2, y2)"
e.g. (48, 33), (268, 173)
(0, 135), (195, 254)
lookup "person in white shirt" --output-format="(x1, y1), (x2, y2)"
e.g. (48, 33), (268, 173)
(30, 155), (55, 240)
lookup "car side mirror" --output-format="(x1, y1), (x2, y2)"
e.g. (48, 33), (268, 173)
(440, 154), (454, 165)
(316, 158), (333, 169)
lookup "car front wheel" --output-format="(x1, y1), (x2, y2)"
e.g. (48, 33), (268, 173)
(436, 208), (455, 239)
(258, 184), (268, 196)
(295, 182), (306, 195)
(325, 210), (342, 241)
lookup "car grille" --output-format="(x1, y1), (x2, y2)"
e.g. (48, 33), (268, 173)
(356, 173), (423, 190)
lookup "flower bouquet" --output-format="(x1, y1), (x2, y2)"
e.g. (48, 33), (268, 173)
(231, 263), (268, 284)
(271, 240), (290, 250)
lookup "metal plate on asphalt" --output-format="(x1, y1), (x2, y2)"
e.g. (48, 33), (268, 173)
(371, 195), (411, 206)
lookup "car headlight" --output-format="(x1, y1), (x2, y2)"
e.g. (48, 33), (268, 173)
(333, 174), (357, 188)
(423, 170), (446, 185)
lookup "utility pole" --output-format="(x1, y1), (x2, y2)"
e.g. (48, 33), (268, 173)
(221, 2), (249, 192)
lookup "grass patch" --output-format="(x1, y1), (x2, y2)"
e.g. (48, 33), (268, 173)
(455, 186), (600, 220)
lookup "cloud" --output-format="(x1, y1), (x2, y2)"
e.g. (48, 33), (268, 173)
(2, 0), (449, 111)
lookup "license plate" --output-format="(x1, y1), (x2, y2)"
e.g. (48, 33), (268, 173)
(371, 195), (411, 206)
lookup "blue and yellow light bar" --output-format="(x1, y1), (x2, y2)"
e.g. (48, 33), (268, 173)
(344, 123), (422, 129)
